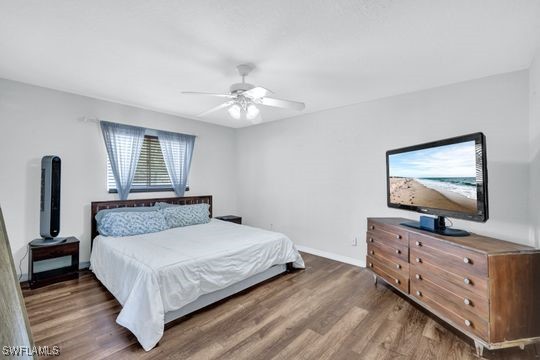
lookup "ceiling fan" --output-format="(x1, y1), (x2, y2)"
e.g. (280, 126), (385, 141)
(182, 64), (305, 123)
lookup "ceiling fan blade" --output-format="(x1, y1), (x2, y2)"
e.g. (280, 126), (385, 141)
(197, 101), (234, 117)
(260, 97), (305, 111)
(182, 91), (234, 99)
(241, 87), (273, 99)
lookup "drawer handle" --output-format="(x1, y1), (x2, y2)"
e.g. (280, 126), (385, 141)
(396, 234), (401, 239)
(463, 257), (471, 264)
(415, 257), (422, 263)
(369, 263), (373, 268)
(370, 225), (375, 230)
(396, 264), (401, 269)
(464, 298), (471, 306)
(395, 249), (401, 255)
(394, 279), (400, 285)
(415, 274), (421, 280)
(464, 320), (472, 327)
(416, 290), (422, 296)
(369, 238), (374, 242)
(463, 278), (471, 285)
(415, 241), (422, 246)
(370, 250), (375, 255)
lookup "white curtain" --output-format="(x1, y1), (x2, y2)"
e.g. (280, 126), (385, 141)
(100, 121), (145, 200)
(157, 130), (196, 197)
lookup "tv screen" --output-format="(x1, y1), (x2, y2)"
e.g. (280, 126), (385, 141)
(386, 132), (488, 222)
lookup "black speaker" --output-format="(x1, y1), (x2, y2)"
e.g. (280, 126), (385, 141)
(40, 156), (61, 239)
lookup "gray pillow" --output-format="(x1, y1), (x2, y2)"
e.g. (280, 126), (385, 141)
(95, 205), (159, 225)
(98, 211), (169, 237)
(155, 202), (177, 210)
(161, 203), (210, 228)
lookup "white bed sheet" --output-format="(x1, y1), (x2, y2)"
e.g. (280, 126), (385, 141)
(90, 219), (304, 351)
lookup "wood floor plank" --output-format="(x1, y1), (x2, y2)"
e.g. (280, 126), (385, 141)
(21, 252), (535, 360)
(301, 306), (368, 360)
(270, 329), (322, 360)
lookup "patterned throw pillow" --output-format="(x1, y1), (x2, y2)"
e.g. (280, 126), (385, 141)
(154, 202), (178, 210)
(95, 205), (159, 224)
(98, 211), (169, 237)
(161, 203), (210, 228)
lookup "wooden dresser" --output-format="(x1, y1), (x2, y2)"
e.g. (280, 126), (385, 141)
(366, 217), (540, 357)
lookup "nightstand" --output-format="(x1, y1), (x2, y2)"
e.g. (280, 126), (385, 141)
(215, 215), (242, 224)
(28, 237), (79, 289)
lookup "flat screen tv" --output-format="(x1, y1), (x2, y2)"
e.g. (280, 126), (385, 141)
(386, 132), (488, 236)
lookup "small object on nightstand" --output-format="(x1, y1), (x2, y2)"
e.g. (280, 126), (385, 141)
(215, 215), (242, 224)
(28, 236), (79, 289)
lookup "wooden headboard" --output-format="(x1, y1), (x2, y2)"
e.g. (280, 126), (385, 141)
(91, 195), (213, 245)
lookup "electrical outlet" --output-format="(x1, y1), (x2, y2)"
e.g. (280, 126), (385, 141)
(352, 237), (358, 246)
(270, 223), (274, 230)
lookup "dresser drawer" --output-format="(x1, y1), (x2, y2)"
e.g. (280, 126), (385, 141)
(410, 233), (488, 278)
(367, 229), (408, 249)
(367, 220), (409, 245)
(367, 255), (409, 293)
(366, 244), (409, 277)
(367, 240), (409, 267)
(411, 281), (488, 341)
(410, 263), (489, 320)
(410, 252), (488, 299)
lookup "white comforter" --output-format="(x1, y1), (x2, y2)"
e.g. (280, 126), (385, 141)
(90, 219), (304, 351)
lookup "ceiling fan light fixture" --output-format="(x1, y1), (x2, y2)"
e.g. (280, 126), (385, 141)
(228, 104), (241, 119)
(246, 104), (259, 120)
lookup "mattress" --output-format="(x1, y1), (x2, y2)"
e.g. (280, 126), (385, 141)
(90, 219), (304, 351)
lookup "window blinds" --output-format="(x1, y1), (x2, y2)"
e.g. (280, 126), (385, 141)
(107, 135), (172, 192)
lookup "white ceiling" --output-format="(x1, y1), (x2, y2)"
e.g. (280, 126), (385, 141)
(1, 1), (539, 128)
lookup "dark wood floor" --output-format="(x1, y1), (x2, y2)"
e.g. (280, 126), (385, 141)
(22, 253), (538, 360)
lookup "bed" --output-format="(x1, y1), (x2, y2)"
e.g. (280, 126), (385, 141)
(89, 195), (304, 351)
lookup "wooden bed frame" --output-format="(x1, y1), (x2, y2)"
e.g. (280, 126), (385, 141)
(89, 195), (294, 335)
(90, 195), (213, 247)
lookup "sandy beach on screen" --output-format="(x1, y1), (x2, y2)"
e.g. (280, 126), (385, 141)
(390, 177), (476, 213)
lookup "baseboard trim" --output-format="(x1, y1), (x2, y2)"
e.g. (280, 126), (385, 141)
(18, 261), (90, 283)
(296, 245), (365, 268)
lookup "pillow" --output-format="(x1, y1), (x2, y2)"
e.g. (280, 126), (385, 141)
(155, 202), (177, 210)
(98, 211), (169, 237)
(161, 203), (210, 228)
(95, 205), (159, 224)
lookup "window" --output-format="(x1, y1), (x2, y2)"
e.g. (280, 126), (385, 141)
(108, 135), (184, 193)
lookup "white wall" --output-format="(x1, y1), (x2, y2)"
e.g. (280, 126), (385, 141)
(0, 78), (237, 272)
(530, 49), (540, 248)
(236, 71), (531, 266)
(0, 69), (534, 274)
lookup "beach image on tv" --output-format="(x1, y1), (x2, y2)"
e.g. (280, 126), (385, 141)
(389, 141), (477, 213)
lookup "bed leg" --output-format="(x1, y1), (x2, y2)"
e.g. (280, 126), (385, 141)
(286, 263), (294, 273)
